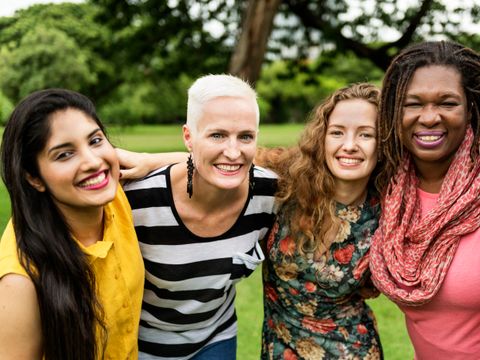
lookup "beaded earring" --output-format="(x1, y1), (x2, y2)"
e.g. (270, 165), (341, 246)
(187, 154), (194, 198)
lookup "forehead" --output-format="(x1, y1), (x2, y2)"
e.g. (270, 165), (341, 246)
(406, 65), (464, 96)
(46, 109), (98, 144)
(196, 97), (258, 132)
(328, 99), (377, 127)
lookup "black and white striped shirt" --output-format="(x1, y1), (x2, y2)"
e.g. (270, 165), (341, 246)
(124, 165), (277, 359)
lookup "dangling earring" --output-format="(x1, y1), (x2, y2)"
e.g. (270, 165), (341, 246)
(249, 165), (255, 199)
(187, 154), (194, 198)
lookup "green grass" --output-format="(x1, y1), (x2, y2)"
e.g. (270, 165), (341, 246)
(0, 124), (413, 359)
(108, 124), (305, 152)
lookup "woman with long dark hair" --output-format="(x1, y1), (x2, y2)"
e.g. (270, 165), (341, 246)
(0, 89), (144, 359)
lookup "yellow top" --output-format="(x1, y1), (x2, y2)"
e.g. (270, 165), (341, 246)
(0, 187), (144, 360)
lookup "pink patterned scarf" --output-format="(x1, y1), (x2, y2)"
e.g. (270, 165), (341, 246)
(370, 127), (480, 306)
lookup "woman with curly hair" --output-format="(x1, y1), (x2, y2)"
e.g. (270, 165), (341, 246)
(257, 83), (384, 359)
(118, 82), (385, 359)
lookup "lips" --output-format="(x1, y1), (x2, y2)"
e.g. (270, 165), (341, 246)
(77, 170), (109, 189)
(413, 131), (446, 148)
(337, 157), (362, 165)
(215, 164), (241, 172)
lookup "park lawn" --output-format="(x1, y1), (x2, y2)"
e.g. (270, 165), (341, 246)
(0, 124), (413, 359)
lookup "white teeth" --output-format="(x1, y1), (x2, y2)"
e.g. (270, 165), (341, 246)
(216, 164), (241, 171)
(338, 158), (361, 164)
(417, 135), (442, 142)
(79, 172), (106, 187)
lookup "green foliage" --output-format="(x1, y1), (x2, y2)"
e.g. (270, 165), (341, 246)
(100, 75), (192, 125)
(0, 3), (111, 103)
(0, 91), (14, 125)
(257, 52), (383, 123)
(0, 26), (97, 101)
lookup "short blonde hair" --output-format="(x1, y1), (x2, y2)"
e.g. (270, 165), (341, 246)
(186, 74), (259, 133)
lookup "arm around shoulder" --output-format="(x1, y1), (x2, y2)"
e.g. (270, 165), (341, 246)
(116, 148), (188, 180)
(0, 274), (43, 360)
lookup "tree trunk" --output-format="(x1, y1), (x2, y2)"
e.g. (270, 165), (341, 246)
(228, 0), (281, 86)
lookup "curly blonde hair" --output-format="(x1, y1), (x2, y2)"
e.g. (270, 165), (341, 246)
(257, 83), (382, 255)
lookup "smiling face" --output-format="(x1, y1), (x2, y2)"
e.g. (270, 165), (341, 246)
(325, 99), (377, 187)
(401, 65), (469, 174)
(183, 96), (258, 192)
(29, 108), (119, 217)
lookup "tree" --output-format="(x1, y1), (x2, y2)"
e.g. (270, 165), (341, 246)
(0, 3), (110, 102)
(228, 0), (282, 85)
(229, 0), (480, 83)
(88, 0), (480, 85)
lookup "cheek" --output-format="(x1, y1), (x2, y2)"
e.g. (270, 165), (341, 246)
(366, 141), (377, 162)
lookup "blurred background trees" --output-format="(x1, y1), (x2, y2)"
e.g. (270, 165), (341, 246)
(0, 0), (479, 125)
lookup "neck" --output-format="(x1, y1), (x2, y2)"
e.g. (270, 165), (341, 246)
(61, 207), (104, 247)
(415, 159), (451, 194)
(334, 179), (368, 206)
(173, 164), (249, 211)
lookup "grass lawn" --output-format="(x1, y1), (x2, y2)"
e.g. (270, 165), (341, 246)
(0, 124), (413, 359)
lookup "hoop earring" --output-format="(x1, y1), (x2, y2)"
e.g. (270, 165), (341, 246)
(187, 154), (194, 198)
(249, 165), (255, 199)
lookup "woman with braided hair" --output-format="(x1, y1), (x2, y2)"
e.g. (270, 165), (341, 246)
(370, 41), (480, 358)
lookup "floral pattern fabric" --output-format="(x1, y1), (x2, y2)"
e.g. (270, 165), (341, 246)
(262, 197), (383, 359)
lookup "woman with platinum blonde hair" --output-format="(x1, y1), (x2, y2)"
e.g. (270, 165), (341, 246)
(122, 74), (277, 359)
(120, 82), (386, 359)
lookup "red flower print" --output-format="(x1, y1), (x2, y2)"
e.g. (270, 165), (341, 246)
(267, 222), (279, 252)
(265, 284), (279, 303)
(268, 318), (275, 329)
(284, 349), (298, 360)
(289, 287), (300, 296)
(357, 324), (368, 335)
(304, 281), (317, 293)
(301, 317), (336, 334)
(333, 244), (354, 264)
(353, 341), (362, 349)
(279, 235), (296, 256)
(353, 253), (369, 280)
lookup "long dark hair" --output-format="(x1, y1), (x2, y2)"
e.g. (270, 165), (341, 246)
(378, 41), (480, 189)
(1, 89), (107, 360)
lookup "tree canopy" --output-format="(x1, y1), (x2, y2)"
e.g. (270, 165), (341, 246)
(0, 0), (479, 124)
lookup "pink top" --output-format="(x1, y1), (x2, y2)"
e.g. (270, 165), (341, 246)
(398, 188), (480, 359)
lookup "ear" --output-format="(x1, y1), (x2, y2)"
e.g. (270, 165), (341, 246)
(182, 125), (193, 152)
(26, 173), (46, 192)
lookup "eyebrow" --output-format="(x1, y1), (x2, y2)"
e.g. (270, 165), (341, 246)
(405, 92), (462, 99)
(328, 124), (376, 130)
(47, 128), (102, 155)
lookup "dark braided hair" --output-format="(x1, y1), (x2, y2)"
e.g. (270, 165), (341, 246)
(377, 41), (480, 192)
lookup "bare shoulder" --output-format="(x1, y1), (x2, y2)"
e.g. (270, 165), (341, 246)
(0, 274), (43, 359)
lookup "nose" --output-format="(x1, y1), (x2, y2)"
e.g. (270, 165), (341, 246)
(418, 104), (441, 127)
(80, 147), (103, 171)
(223, 138), (241, 160)
(342, 133), (358, 152)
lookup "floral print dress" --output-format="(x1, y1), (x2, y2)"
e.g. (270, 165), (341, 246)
(262, 196), (383, 360)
